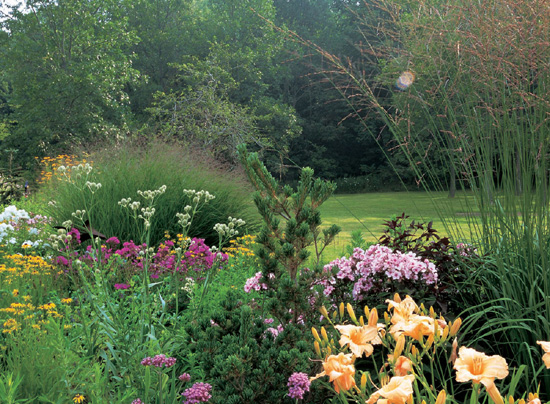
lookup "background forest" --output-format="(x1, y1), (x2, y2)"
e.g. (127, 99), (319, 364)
(0, 0), (424, 191)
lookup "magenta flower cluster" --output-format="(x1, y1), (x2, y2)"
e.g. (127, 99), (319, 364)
(131, 400), (143, 404)
(182, 382), (212, 404)
(321, 244), (438, 300)
(287, 372), (311, 400)
(178, 373), (191, 382)
(141, 354), (177, 368)
(55, 233), (227, 279)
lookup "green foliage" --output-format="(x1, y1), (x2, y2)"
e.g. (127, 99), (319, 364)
(0, 0), (140, 167)
(39, 141), (257, 246)
(238, 145), (340, 324)
(149, 60), (259, 163)
(184, 291), (325, 404)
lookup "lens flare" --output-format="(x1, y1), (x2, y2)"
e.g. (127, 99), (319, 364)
(396, 71), (415, 90)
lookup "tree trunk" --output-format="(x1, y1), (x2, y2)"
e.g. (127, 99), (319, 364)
(448, 160), (456, 198)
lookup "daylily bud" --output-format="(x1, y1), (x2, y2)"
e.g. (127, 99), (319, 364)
(394, 335), (405, 360)
(450, 318), (462, 337)
(449, 338), (458, 364)
(429, 306), (435, 318)
(426, 334), (435, 349)
(360, 372), (367, 391)
(347, 303), (357, 323)
(339, 302), (345, 319)
(314, 341), (321, 356)
(320, 306), (329, 319)
(359, 316), (364, 326)
(312, 327), (321, 342)
(393, 293), (401, 303)
(435, 390), (447, 404)
(441, 325), (449, 342)
(364, 305), (370, 319)
(321, 327), (329, 342)
(368, 308), (378, 327)
(332, 310), (338, 321)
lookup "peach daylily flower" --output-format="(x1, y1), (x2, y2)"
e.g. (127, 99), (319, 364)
(386, 296), (418, 324)
(454, 347), (508, 404)
(313, 353), (356, 393)
(367, 375), (415, 404)
(393, 355), (412, 376)
(335, 324), (379, 358)
(390, 315), (440, 341)
(536, 341), (550, 368)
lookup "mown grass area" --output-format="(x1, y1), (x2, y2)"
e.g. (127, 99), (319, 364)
(318, 190), (480, 260)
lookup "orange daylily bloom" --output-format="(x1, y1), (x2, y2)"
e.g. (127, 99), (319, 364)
(536, 341), (550, 368)
(313, 353), (356, 393)
(454, 347), (508, 404)
(335, 324), (380, 358)
(366, 375), (415, 404)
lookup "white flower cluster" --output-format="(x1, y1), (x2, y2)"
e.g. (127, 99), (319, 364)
(182, 277), (195, 295)
(183, 189), (215, 204)
(139, 207), (156, 229)
(71, 209), (86, 221)
(85, 181), (102, 193)
(137, 185), (167, 201)
(57, 163), (93, 177)
(213, 216), (246, 238)
(0, 206), (47, 249)
(118, 198), (141, 211)
(0, 205), (30, 222)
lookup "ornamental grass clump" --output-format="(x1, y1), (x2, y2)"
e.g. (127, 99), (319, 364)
(40, 141), (256, 247)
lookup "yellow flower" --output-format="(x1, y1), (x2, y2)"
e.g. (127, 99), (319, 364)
(454, 347), (508, 404)
(73, 394), (85, 403)
(12, 289), (19, 297)
(61, 298), (73, 304)
(367, 375), (415, 404)
(536, 341), (550, 368)
(312, 353), (356, 393)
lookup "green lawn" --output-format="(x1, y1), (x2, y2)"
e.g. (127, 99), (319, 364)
(318, 190), (481, 260)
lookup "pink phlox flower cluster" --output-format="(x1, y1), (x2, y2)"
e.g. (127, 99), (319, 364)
(141, 354), (176, 368)
(265, 324), (284, 339)
(114, 283), (130, 290)
(244, 272), (268, 293)
(131, 399), (143, 404)
(455, 242), (478, 257)
(182, 382), (212, 404)
(287, 372), (311, 400)
(322, 244), (438, 300)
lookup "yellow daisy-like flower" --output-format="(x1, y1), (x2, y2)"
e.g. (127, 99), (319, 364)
(73, 394), (85, 403)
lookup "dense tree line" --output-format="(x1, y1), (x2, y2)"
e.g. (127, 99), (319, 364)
(0, 0), (412, 188)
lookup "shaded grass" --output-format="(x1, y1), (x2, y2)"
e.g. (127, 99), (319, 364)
(318, 190), (479, 259)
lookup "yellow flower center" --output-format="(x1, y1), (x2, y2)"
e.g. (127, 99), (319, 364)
(472, 356), (484, 374)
